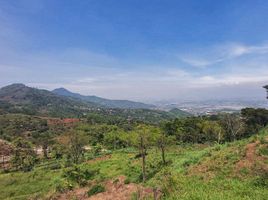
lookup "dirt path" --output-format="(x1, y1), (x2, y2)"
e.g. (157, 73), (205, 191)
(236, 140), (268, 172)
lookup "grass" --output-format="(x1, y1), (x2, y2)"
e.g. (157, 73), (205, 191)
(163, 175), (268, 200)
(0, 129), (267, 200)
(0, 167), (61, 200)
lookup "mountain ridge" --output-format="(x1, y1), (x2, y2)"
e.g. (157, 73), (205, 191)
(0, 84), (191, 122)
(52, 87), (156, 109)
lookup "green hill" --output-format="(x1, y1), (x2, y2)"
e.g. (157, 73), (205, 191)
(168, 108), (192, 118)
(0, 84), (190, 123)
(52, 87), (156, 109)
(0, 84), (99, 117)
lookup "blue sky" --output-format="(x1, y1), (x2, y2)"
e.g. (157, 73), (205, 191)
(0, 0), (268, 101)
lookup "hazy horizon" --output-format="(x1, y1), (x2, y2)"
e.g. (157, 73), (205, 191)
(1, 0), (268, 101)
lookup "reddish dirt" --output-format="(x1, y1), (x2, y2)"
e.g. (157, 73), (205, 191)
(0, 139), (13, 170)
(87, 155), (112, 164)
(188, 164), (215, 180)
(236, 140), (268, 173)
(57, 187), (88, 200)
(56, 176), (161, 200)
(236, 141), (260, 170)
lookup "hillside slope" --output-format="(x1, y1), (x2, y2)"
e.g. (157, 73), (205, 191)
(0, 128), (267, 199)
(52, 87), (156, 109)
(0, 84), (190, 123)
(0, 84), (99, 117)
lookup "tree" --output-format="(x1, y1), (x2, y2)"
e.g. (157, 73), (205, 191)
(11, 138), (37, 171)
(241, 108), (268, 136)
(158, 123), (176, 165)
(67, 131), (87, 164)
(32, 131), (54, 159)
(104, 129), (128, 150)
(128, 125), (157, 182)
(220, 114), (244, 141)
(199, 120), (224, 143)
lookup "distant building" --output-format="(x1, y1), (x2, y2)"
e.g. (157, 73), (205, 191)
(263, 85), (268, 99)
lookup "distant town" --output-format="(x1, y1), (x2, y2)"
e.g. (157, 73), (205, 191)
(156, 98), (268, 115)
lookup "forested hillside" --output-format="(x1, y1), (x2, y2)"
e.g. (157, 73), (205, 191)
(0, 84), (190, 123)
(52, 87), (156, 109)
(0, 104), (267, 200)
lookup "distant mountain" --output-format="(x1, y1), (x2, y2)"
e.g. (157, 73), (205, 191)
(0, 84), (190, 123)
(52, 87), (156, 109)
(0, 84), (98, 117)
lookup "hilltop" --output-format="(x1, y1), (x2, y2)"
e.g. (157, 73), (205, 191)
(0, 83), (98, 117)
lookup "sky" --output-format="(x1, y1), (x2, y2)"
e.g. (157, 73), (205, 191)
(0, 0), (268, 102)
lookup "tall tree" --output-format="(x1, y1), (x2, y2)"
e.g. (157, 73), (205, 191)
(158, 123), (175, 165)
(199, 120), (224, 143)
(220, 114), (244, 141)
(129, 125), (157, 182)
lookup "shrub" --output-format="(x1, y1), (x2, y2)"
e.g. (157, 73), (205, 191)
(54, 178), (73, 193)
(93, 144), (102, 156)
(62, 166), (97, 186)
(252, 172), (268, 187)
(258, 145), (268, 156)
(124, 178), (130, 184)
(87, 184), (105, 197)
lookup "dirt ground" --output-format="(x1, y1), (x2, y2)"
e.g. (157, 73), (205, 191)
(235, 140), (268, 172)
(56, 176), (161, 200)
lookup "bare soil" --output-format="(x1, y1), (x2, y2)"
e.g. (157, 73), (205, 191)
(56, 176), (161, 200)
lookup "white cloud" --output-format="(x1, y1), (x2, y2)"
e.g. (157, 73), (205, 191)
(179, 43), (268, 67)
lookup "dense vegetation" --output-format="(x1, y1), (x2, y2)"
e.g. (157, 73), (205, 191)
(0, 84), (190, 123)
(0, 106), (267, 199)
(0, 84), (268, 200)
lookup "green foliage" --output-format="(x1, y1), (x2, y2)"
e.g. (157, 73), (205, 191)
(252, 172), (268, 188)
(11, 138), (37, 171)
(87, 184), (105, 197)
(92, 144), (102, 156)
(0, 166), (60, 200)
(66, 131), (88, 164)
(241, 108), (268, 136)
(53, 177), (72, 192)
(1, 100), (268, 200)
(0, 114), (49, 142)
(62, 165), (97, 186)
(258, 145), (268, 156)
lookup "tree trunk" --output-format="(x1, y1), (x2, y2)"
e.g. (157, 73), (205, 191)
(161, 145), (166, 165)
(140, 136), (146, 182)
(2, 156), (4, 170)
(42, 145), (48, 159)
(217, 130), (221, 144)
(142, 151), (146, 182)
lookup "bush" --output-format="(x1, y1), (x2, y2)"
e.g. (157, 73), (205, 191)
(258, 145), (268, 156)
(54, 178), (73, 193)
(47, 162), (62, 170)
(124, 178), (130, 184)
(252, 172), (268, 188)
(87, 184), (105, 197)
(62, 166), (97, 186)
(93, 144), (102, 156)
